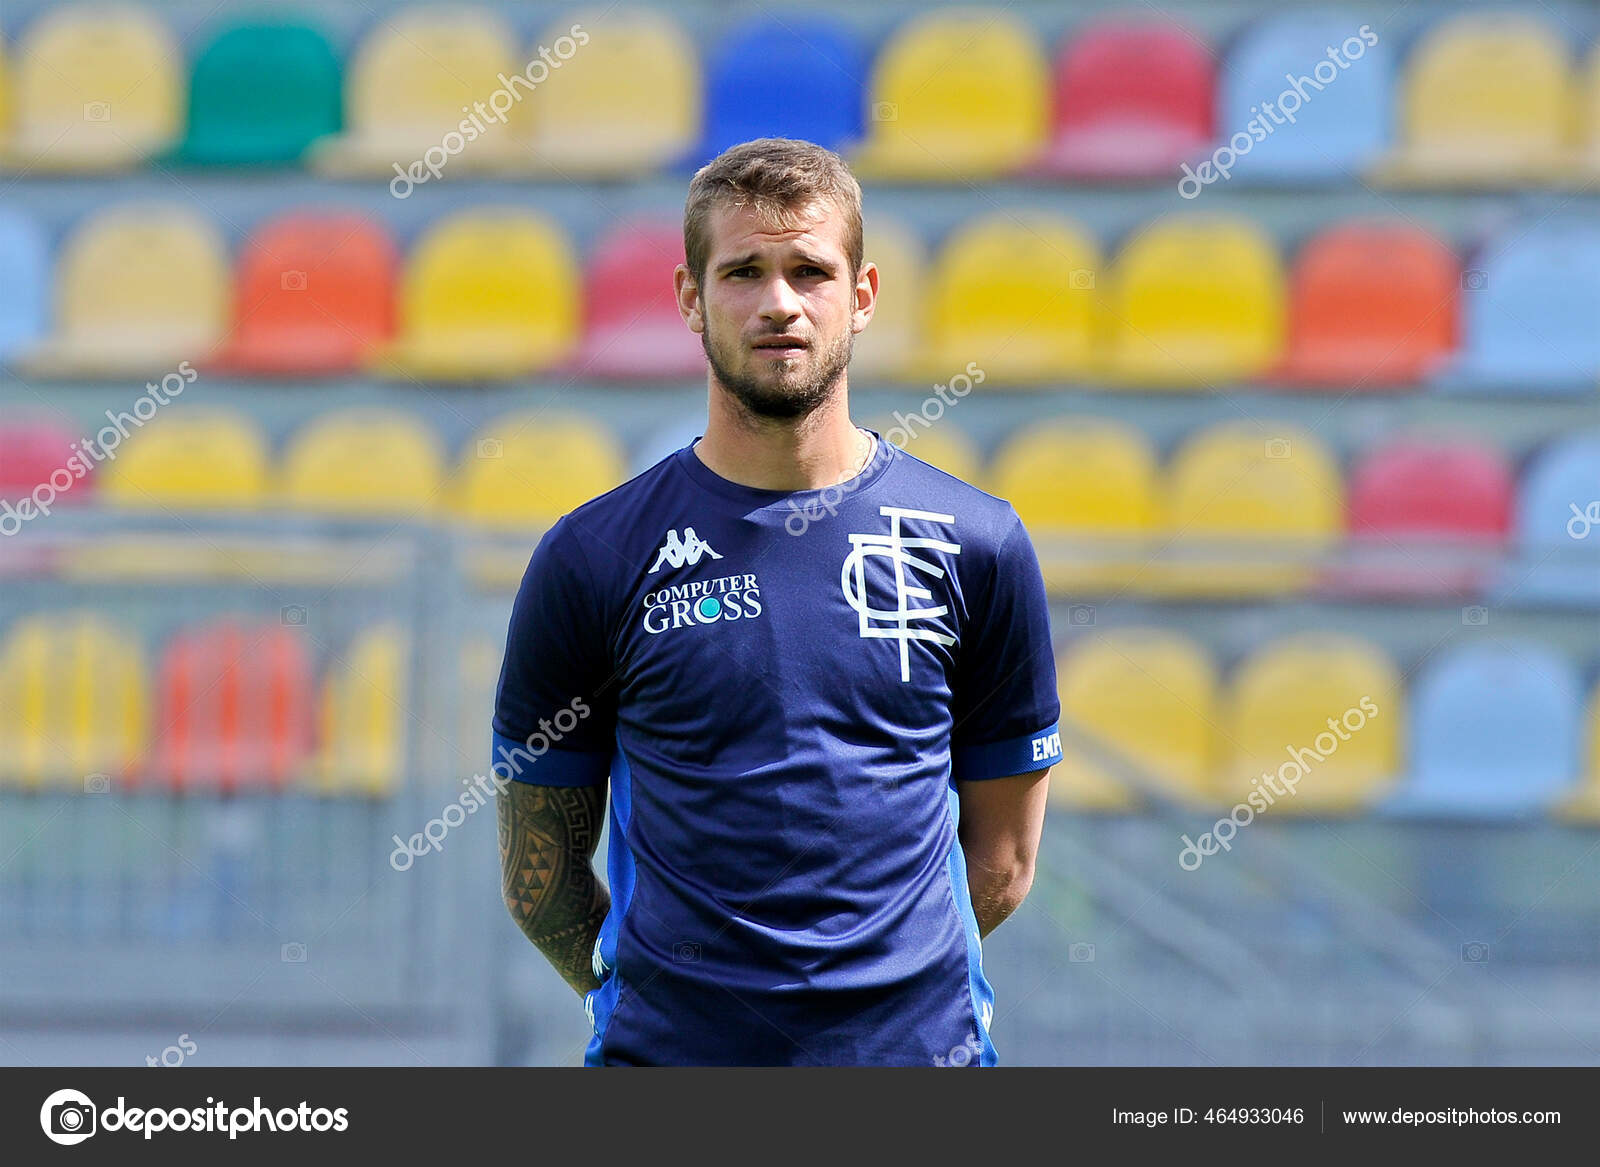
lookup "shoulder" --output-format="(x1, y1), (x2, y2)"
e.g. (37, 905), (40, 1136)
(536, 450), (689, 572)
(882, 443), (1026, 556)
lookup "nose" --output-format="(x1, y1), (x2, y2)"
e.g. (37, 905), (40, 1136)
(756, 273), (803, 328)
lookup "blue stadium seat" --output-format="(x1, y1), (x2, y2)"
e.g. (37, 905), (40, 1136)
(1493, 433), (1600, 607)
(1434, 219), (1600, 394)
(1383, 642), (1583, 819)
(694, 15), (865, 163)
(0, 210), (47, 364)
(1218, 13), (1393, 182)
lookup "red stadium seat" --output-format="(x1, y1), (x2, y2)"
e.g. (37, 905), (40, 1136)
(1277, 221), (1459, 388)
(0, 418), (93, 504)
(149, 620), (315, 793)
(211, 213), (397, 376)
(1329, 437), (1513, 597)
(1034, 20), (1214, 179)
(568, 218), (702, 380)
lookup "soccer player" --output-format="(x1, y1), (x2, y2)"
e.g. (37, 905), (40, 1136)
(493, 138), (1061, 1066)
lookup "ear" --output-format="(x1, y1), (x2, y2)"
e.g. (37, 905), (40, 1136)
(674, 263), (704, 334)
(851, 260), (879, 336)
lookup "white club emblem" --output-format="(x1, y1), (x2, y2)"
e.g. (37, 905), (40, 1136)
(841, 506), (961, 682)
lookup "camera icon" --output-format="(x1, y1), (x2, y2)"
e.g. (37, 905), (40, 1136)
(1461, 941), (1490, 963)
(49, 1098), (96, 1142)
(1461, 269), (1487, 292)
(1069, 268), (1096, 290)
(280, 605), (307, 626)
(1264, 438), (1292, 460)
(872, 102), (898, 122)
(281, 941), (307, 963)
(281, 270), (307, 292)
(1461, 605), (1489, 627)
(672, 940), (702, 963)
(82, 101), (111, 123)
(1068, 604), (1096, 626)
(477, 438), (503, 460)
(1068, 941), (1096, 963)
(83, 773), (111, 795)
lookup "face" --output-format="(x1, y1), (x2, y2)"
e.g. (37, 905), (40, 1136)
(678, 199), (876, 421)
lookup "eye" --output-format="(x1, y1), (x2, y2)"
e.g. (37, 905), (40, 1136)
(795, 265), (827, 278)
(727, 266), (758, 278)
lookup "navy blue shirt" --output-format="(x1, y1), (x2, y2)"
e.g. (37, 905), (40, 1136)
(492, 431), (1061, 1066)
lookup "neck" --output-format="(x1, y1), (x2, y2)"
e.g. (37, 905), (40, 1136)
(694, 381), (869, 491)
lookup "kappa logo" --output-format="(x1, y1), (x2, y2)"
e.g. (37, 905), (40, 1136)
(841, 506), (961, 682)
(648, 527), (723, 574)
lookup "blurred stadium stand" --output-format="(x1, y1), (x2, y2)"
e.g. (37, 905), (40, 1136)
(1, 0), (1599, 1067)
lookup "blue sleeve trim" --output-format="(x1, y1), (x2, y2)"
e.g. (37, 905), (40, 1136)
(951, 722), (1062, 782)
(491, 731), (610, 787)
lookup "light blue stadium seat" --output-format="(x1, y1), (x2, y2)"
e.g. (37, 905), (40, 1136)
(693, 15), (866, 164)
(1383, 642), (1583, 819)
(0, 211), (48, 364)
(1433, 219), (1600, 394)
(1492, 433), (1600, 607)
(1218, 12), (1392, 182)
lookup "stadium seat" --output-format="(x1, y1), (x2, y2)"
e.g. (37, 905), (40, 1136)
(1556, 684), (1600, 822)
(311, 625), (406, 798)
(695, 15), (864, 162)
(1384, 642), (1582, 819)
(1277, 220), (1458, 387)
(1217, 13), (1392, 182)
(1034, 19), (1213, 180)
(877, 420), (980, 484)
(458, 636), (503, 774)
(0, 417), (94, 505)
(852, 11), (1047, 179)
(569, 218), (701, 380)
(1373, 14), (1577, 187)
(1052, 630), (1219, 811)
(99, 410), (270, 512)
(212, 213), (396, 375)
(456, 412), (626, 529)
(1335, 438), (1513, 597)
(923, 212), (1100, 384)
(1432, 218), (1600, 394)
(1216, 635), (1401, 813)
(1, 5), (181, 171)
(0, 209), (48, 364)
(313, 7), (524, 176)
(1577, 41), (1600, 176)
(1156, 422), (1343, 596)
(850, 217), (925, 384)
(280, 409), (446, 518)
(986, 420), (1160, 594)
(525, 9), (699, 177)
(373, 210), (579, 380)
(1099, 216), (1286, 388)
(173, 20), (342, 165)
(149, 620), (316, 793)
(1497, 433), (1600, 608)
(22, 205), (229, 378)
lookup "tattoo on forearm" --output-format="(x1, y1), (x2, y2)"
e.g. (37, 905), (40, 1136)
(497, 781), (610, 997)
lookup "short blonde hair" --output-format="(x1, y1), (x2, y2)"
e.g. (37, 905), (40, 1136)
(683, 138), (863, 288)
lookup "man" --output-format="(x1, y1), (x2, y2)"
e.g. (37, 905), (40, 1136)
(493, 138), (1060, 1067)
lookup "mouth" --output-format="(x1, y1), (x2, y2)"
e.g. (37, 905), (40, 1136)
(751, 337), (809, 359)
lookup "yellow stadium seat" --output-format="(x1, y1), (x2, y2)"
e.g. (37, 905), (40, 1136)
(281, 409), (446, 518)
(524, 9), (699, 176)
(1576, 42), (1600, 177)
(850, 218), (925, 384)
(0, 613), (147, 790)
(457, 411), (625, 528)
(0, 5), (180, 172)
(1557, 685), (1600, 822)
(986, 420), (1161, 594)
(100, 409), (269, 511)
(923, 213), (1099, 385)
(853, 11), (1047, 180)
(875, 419), (980, 483)
(1156, 422), (1343, 597)
(372, 210), (579, 380)
(23, 205), (228, 377)
(1374, 14), (1576, 187)
(1216, 635), (1401, 813)
(458, 637), (501, 775)
(1100, 216), (1285, 388)
(0, 36), (10, 141)
(312, 7), (524, 176)
(1052, 630), (1219, 811)
(312, 625), (407, 797)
